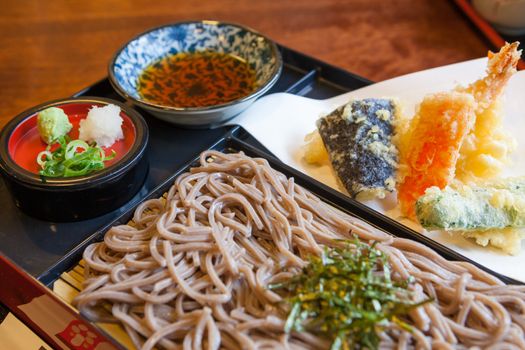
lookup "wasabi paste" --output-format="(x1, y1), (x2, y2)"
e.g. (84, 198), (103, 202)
(37, 107), (72, 144)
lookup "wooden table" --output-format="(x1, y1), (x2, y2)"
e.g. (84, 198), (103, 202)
(0, 0), (488, 129)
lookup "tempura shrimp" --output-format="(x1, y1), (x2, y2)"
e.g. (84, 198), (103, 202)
(459, 41), (521, 114)
(455, 42), (521, 181)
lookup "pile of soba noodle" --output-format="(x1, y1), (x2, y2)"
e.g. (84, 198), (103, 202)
(73, 151), (525, 350)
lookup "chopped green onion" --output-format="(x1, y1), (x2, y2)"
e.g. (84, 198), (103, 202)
(65, 139), (89, 160)
(37, 136), (117, 178)
(36, 150), (53, 168)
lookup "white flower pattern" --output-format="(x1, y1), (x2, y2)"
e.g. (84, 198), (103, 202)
(112, 22), (279, 99)
(69, 323), (97, 348)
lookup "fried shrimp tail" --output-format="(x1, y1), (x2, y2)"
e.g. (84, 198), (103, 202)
(460, 42), (521, 114)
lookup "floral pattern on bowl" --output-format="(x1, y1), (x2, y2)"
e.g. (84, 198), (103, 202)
(110, 21), (282, 113)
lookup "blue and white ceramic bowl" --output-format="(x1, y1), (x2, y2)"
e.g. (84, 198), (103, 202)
(109, 21), (282, 127)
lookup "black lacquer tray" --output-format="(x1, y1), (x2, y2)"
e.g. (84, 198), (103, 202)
(0, 45), (371, 280)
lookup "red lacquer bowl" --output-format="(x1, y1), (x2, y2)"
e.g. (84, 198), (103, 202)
(9, 102), (136, 175)
(0, 97), (149, 221)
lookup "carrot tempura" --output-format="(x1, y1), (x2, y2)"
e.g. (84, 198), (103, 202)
(397, 92), (476, 218)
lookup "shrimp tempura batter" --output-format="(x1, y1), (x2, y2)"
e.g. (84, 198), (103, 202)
(456, 42), (521, 180)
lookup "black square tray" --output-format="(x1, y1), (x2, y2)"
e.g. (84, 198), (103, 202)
(5, 129), (519, 350)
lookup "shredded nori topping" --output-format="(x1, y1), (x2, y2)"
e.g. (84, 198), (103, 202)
(270, 238), (431, 349)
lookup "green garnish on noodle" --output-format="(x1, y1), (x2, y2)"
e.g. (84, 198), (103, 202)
(37, 136), (115, 178)
(270, 238), (431, 349)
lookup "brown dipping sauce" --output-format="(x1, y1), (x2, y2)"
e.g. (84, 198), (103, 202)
(137, 51), (258, 108)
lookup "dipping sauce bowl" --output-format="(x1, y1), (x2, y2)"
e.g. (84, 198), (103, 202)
(109, 20), (282, 128)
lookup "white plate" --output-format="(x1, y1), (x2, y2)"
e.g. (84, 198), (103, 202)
(230, 58), (525, 283)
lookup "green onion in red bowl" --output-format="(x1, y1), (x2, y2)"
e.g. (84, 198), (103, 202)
(36, 136), (117, 178)
(0, 97), (149, 221)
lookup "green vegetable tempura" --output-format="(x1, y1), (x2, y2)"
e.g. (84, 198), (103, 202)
(416, 178), (525, 231)
(37, 107), (73, 144)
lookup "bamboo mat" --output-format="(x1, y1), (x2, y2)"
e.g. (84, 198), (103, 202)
(52, 260), (135, 349)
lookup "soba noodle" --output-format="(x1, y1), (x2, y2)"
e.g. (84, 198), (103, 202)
(73, 151), (525, 349)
